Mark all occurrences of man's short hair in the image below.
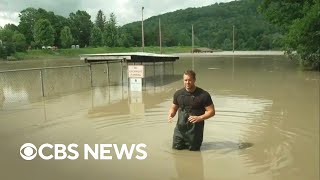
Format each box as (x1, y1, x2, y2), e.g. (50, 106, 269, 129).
(184, 70, 196, 80)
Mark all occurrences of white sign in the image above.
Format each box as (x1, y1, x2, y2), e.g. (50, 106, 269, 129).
(130, 78, 142, 92)
(128, 65, 144, 78)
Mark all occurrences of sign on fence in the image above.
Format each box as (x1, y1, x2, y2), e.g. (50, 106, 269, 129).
(128, 65, 144, 78)
(130, 78, 142, 92)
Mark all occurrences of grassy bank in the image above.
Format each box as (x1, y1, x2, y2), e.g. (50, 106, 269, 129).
(11, 46, 194, 60)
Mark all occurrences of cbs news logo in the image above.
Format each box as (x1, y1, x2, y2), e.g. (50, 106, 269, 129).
(20, 143, 147, 160)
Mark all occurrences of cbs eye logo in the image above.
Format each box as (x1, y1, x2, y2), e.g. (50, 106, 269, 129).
(20, 143, 37, 160)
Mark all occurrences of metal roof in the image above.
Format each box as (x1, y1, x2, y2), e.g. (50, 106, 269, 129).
(80, 52, 179, 63)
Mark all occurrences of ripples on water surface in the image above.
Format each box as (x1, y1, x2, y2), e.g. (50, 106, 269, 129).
(0, 56, 319, 180)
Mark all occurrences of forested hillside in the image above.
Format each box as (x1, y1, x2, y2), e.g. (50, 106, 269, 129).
(122, 0, 282, 50)
(0, 0, 281, 57)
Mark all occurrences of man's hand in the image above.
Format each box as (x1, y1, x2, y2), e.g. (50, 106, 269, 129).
(168, 112, 175, 123)
(188, 115, 203, 123)
(188, 104, 215, 123)
(168, 104, 178, 123)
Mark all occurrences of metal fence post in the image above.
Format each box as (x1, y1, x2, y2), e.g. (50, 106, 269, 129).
(40, 69, 45, 97)
(121, 60, 124, 85)
(107, 61, 110, 86)
(172, 62, 175, 75)
(89, 64, 93, 87)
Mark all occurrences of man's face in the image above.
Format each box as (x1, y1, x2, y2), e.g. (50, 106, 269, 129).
(183, 74, 196, 91)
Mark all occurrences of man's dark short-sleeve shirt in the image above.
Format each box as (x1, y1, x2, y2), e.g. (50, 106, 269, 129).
(173, 87, 213, 115)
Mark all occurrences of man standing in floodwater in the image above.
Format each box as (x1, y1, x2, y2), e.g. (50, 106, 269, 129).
(168, 70, 215, 151)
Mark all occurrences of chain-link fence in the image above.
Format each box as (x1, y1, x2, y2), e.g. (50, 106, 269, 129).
(0, 61, 176, 108)
(0, 65, 91, 106)
(0, 68, 42, 106)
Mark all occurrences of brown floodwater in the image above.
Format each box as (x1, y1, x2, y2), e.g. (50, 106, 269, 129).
(0, 55, 319, 180)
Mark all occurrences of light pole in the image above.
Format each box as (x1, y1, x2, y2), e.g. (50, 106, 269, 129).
(141, 6, 145, 52)
(159, 18, 162, 54)
(192, 24, 194, 53)
(192, 24, 194, 70)
(233, 25, 235, 53)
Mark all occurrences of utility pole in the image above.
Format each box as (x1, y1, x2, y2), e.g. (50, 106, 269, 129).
(192, 24, 195, 70)
(192, 24, 194, 53)
(141, 7, 145, 52)
(233, 25, 235, 53)
(159, 18, 162, 54)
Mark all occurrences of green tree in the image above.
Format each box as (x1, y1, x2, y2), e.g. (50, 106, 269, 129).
(33, 19, 55, 47)
(18, 8, 68, 48)
(90, 26, 103, 47)
(4, 24, 18, 32)
(53, 15, 71, 48)
(247, 37, 257, 50)
(95, 10, 106, 31)
(223, 38, 232, 50)
(0, 43, 7, 59)
(162, 25, 177, 46)
(18, 8, 38, 45)
(0, 27, 16, 55)
(270, 33, 284, 49)
(104, 13, 118, 47)
(60, 26, 74, 48)
(69, 10, 93, 47)
(119, 28, 134, 47)
(0, 27, 14, 42)
(117, 28, 131, 48)
(259, 0, 320, 70)
(12, 31, 27, 52)
(120, 25, 141, 47)
(2, 42, 16, 57)
(176, 31, 191, 46)
(259, 35, 272, 50)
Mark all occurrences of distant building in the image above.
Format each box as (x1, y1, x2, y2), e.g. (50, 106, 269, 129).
(192, 47, 214, 53)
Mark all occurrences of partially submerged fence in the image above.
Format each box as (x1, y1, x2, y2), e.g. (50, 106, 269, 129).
(0, 61, 175, 106)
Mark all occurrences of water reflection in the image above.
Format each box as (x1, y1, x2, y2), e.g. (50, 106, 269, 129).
(0, 70, 41, 108)
(0, 87, 4, 108)
(171, 152, 204, 180)
(89, 73, 181, 118)
(3, 87, 29, 103)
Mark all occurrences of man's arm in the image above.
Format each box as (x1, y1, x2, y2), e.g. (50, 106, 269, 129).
(201, 104, 215, 120)
(188, 104, 215, 123)
(168, 103, 179, 123)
